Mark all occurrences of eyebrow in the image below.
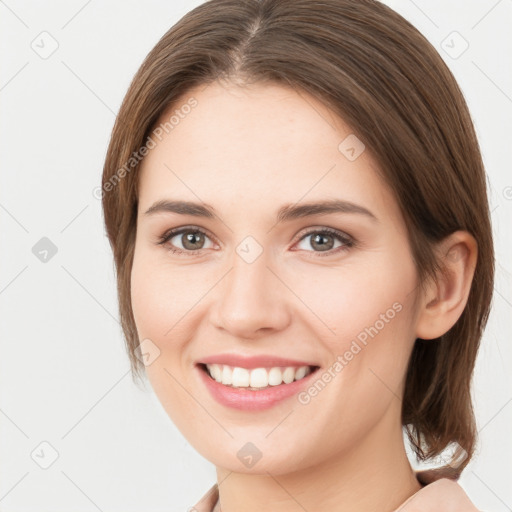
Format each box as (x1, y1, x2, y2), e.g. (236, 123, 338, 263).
(144, 199, 378, 223)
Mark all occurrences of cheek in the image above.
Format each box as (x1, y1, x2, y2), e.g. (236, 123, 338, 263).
(290, 254, 416, 345)
(130, 248, 198, 340)
(130, 251, 202, 428)
(293, 253, 418, 407)
(130, 247, 212, 400)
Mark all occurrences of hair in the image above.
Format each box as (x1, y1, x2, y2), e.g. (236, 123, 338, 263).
(101, 0, 494, 477)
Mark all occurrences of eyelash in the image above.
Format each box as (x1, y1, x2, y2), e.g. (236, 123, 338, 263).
(156, 225, 356, 258)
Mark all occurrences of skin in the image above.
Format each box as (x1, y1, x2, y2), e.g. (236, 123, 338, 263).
(131, 79, 477, 512)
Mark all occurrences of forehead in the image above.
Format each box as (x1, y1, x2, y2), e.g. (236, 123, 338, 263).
(137, 80, 395, 222)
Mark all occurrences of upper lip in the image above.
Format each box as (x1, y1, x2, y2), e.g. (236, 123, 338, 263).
(197, 353, 319, 369)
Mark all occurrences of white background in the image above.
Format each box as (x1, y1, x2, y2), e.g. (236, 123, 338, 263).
(0, 1, 510, 510)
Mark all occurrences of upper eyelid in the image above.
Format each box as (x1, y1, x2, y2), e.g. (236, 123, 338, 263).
(159, 225, 215, 244)
(160, 225, 353, 249)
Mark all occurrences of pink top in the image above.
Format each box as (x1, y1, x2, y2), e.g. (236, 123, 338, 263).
(191, 470, 480, 511)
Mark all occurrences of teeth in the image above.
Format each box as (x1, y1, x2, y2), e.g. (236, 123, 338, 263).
(232, 367, 250, 387)
(205, 364, 313, 388)
(268, 367, 283, 386)
(282, 367, 295, 384)
(294, 366, 307, 380)
(250, 368, 268, 388)
(221, 365, 232, 385)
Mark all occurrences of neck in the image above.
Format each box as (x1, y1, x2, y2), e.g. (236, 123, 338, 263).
(214, 412, 422, 512)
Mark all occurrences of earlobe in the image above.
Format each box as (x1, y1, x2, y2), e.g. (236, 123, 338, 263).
(415, 231, 478, 340)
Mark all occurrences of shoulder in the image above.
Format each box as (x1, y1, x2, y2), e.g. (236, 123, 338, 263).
(395, 471, 481, 512)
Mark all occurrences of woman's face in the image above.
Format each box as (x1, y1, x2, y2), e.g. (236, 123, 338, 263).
(131, 80, 422, 474)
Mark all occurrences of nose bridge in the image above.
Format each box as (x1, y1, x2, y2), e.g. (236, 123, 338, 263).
(229, 245, 270, 296)
(211, 239, 290, 336)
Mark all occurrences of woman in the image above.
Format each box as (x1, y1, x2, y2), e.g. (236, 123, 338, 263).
(101, 1, 494, 510)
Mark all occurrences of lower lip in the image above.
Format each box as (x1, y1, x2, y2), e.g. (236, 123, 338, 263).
(196, 364, 319, 411)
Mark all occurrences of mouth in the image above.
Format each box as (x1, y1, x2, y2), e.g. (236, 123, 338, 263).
(197, 363, 320, 390)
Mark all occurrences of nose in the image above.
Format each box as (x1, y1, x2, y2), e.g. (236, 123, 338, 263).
(210, 249, 291, 339)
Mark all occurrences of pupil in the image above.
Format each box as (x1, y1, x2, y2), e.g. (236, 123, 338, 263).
(184, 232, 203, 249)
(312, 234, 333, 251)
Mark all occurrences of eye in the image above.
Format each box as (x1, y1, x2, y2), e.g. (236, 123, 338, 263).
(157, 226, 216, 255)
(156, 226, 355, 257)
(293, 227, 355, 257)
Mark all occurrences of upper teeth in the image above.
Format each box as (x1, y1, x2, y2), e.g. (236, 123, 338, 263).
(206, 364, 313, 388)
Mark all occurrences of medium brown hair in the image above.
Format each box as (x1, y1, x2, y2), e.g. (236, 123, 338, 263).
(101, 0, 494, 475)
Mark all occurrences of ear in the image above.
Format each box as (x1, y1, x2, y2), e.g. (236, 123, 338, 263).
(415, 231, 478, 340)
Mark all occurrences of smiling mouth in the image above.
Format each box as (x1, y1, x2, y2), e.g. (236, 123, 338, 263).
(198, 363, 320, 390)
